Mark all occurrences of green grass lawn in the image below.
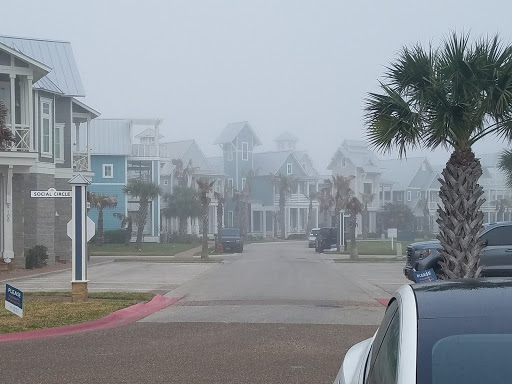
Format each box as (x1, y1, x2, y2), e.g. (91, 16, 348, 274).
(336, 240, 412, 255)
(88, 243, 199, 256)
(0, 292, 154, 334)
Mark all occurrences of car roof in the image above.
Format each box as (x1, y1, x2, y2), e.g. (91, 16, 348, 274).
(412, 278, 512, 319)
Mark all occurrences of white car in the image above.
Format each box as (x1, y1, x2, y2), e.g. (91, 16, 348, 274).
(332, 279, 512, 383)
(308, 228, 320, 248)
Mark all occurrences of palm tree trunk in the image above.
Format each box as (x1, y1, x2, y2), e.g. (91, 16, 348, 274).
(96, 207, 104, 245)
(178, 217, 187, 236)
(349, 212, 358, 260)
(135, 200, 148, 250)
(437, 149, 485, 279)
(306, 199, 313, 235)
(201, 205, 209, 258)
(362, 206, 369, 240)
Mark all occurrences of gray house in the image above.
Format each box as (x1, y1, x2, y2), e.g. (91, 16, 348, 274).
(0, 35, 99, 269)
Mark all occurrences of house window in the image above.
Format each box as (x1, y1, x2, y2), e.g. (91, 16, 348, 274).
(364, 182, 372, 195)
(163, 180, 169, 186)
(40, 98, 53, 157)
(228, 178, 233, 196)
(242, 142, 249, 161)
(341, 157, 346, 167)
(397, 192, 403, 202)
(54, 123, 65, 162)
(227, 145, 233, 161)
(103, 164, 113, 178)
(227, 211, 234, 227)
(242, 178, 247, 191)
(407, 190, 412, 201)
(287, 163, 292, 175)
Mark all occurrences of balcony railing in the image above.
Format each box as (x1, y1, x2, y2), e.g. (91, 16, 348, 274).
(132, 144, 157, 157)
(274, 193, 310, 204)
(73, 152, 89, 172)
(5, 124, 31, 152)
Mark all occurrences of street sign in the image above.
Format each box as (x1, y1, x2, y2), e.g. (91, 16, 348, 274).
(387, 228, 398, 238)
(5, 284, 23, 317)
(67, 217, 95, 242)
(30, 187, 71, 198)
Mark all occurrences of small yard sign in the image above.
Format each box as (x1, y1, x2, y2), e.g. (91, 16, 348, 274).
(413, 268, 438, 283)
(30, 187, 71, 198)
(5, 284, 23, 317)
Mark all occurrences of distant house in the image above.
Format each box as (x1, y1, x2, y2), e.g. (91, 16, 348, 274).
(0, 35, 99, 269)
(88, 119, 162, 242)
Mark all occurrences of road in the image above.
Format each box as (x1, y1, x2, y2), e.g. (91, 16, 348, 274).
(0, 241, 409, 383)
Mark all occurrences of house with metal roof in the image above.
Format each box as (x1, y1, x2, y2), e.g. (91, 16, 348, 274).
(0, 35, 99, 270)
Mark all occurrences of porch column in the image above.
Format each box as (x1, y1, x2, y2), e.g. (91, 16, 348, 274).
(262, 210, 266, 238)
(27, 76, 34, 151)
(285, 207, 289, 239)
(3, 166, 14, 260)
(75, 122, 80, 151)
(250, 206, 254, 235)
(9, 74, 16, 152)
(213, 206, 217, 234)
(86, 117, 91, 171)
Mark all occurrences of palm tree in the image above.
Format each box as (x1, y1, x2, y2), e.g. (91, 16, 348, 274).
(273, 173, 297, 239)
(0, 101, 15, 150)
(365, 32, 512, 279)
(346, 197, 363, 260)
(88, 192, 118, 245)
(197, 179, 215, 258)
(162, 186, 201, 236)
(360, 192, 376, 239)
(305, 191, 319, 235)
(214, 190, 225, 253)
(124, 180, 161, 250)
(318, 186, 334, 227)
(330, 175, 355, 249)
(113, 212, 133, 245)
(172, 158, 197, 187)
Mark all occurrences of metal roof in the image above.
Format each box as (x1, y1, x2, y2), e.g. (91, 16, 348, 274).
(253, 151, 306, 176)
(327, 140, 381, 172)
(207, 157, 225, 175)
(0, 35, 85, 96)
(89, 119, 132, 155)
(380, 157, 429, 190)
(214, 121, 262, 146)
(135, 128, 164, 139)
(159, 140, 213, 176)
(72, 98, 100, 118)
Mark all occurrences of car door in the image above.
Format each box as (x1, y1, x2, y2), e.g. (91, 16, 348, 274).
(480, 225, 512, 275)
(364, 300, 400, 384)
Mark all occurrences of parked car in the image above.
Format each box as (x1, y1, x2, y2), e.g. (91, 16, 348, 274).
(308, 228, 320, 248)
(404, 221, 512, 281)
(315, 227, 337, 252)
(216, 227, 243, 253)
(332, 279, 512, 383)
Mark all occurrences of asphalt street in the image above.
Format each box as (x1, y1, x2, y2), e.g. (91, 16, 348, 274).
(0, 241, 409, 383)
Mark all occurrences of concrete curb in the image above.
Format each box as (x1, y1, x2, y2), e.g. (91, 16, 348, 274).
(0, 294, 181, 342)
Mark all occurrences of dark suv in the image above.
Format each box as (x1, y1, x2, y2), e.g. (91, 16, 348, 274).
(404, 221, 512, 281)
(216, 228, 244, 253)
(314, 227, 337, 253)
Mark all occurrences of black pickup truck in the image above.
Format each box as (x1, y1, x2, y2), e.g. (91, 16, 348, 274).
(404, 221, 512, 281)
(216, 228, 244, 253)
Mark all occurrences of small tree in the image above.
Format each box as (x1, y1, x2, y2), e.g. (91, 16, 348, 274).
(162, 186, 201, 236)
(360, 192, 376, 239)
(123, 180, 161, 250)
(346, 197, 363, 260)
(0, 101, 15, 150)
(88, 192, 118, 245)
(273, 173, 297, 239)
(113, 212, 134, 245)
(380, 202, 415, 231)
(197, 179, 215, 258)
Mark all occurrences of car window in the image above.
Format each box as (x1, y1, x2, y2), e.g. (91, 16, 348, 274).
(366, 300, 399, 373)
(481, 226, 512, 246)
(367, 304, 400, 384)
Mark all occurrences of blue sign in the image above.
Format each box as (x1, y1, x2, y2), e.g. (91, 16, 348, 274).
(414, 268, 438, 283)
(5, 284, 23, 317)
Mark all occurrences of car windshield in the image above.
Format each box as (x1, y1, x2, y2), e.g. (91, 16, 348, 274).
(417, 318, 512, 384)
(221, 228, 240, 236)
(310, 229, 319, 236)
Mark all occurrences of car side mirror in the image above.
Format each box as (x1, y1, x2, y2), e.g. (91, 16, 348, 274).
(483, 239, 488, 247)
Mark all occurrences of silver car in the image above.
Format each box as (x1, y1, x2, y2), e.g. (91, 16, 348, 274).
(333, 279, 512, 383)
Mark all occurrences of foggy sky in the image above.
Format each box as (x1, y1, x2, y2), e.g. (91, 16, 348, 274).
(4, 1, 512, 172)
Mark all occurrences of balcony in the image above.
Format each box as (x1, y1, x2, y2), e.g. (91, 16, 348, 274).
(132, 144, 158, 157)
(274, 193, 310, 205)
(5, 124, 31, 152)
(73, 152, 89, 172)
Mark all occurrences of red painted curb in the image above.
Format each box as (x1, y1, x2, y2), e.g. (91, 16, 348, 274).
(0, 295, 181, 342)
(375, 298, 390, 306)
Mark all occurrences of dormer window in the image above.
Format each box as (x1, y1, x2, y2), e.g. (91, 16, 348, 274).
(287, 163, 292, 174)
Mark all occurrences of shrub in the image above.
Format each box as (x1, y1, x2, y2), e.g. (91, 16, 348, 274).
(287, 234, 307, 240)
(165, 232, 201, 244)
(367, 232, 379, 239)
(90, 229, 128, 244)
(25, 245, 48, 269)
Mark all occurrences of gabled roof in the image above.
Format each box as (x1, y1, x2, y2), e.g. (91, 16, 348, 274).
(159, 140, 214, 176)
(328, 140, 381, 173)
(294, 150, 319, 176)
(72, 98, 100, 118)
(0, 35, 85, 96)
(253, 150, 305, 176)
(135, 128, 164, 139)
(380, 157, 430, 190)
(214, 121, 262, 146)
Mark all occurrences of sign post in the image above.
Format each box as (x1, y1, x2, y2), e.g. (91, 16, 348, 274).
(67, 174, 90, 302)
(4, 284, 23, 317)
(388, 228, 398, 250)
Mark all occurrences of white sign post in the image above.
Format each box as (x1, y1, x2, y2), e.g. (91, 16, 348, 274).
(67, 174, 90, 303)
(388, 228, 398, 250)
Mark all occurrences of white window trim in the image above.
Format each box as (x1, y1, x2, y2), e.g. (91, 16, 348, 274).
(242, 142, 249, 161)
(228, 211, 234, 227)
(103, 164, 114, 179)
(40, 97, 53, 158)
(407, 190, 412, 202)
(54, 123, 65, 163)
(287, 163, 292, 175)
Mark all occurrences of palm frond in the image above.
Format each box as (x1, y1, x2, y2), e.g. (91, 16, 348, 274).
(498, 149, 512, 188)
